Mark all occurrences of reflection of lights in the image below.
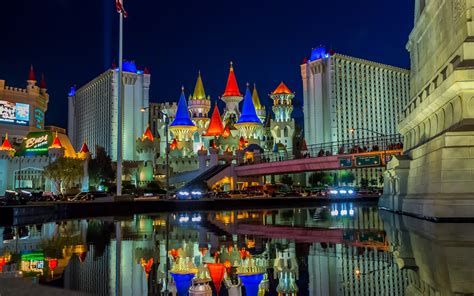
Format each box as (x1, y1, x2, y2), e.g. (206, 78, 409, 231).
(355, 269, 361, 277)
(178, 216, 190, 223)
(330, 210, 339, 216)
(349, 209, 355, 216)
(341, 209, 347, 216)
(191, 215, 202, 222)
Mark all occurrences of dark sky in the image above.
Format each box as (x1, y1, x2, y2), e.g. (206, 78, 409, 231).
(1, 0, 414, 129)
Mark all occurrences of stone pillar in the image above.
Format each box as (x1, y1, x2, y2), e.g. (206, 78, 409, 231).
(379, 155, 411, 213)
(198, 148, 208, 170)
(209, 148, 220, 167)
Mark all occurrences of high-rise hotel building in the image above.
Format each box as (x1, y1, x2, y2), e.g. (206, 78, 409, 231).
(68, 61, 150, 160)
(300, 47, 410, 146)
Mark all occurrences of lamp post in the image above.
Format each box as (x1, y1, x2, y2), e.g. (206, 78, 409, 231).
(141, 107, 170, 191)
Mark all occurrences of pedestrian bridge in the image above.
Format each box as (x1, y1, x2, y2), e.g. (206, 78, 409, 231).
(234, 149, 403, 177)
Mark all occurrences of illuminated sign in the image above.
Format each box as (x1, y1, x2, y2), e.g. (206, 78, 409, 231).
(34, 108, 44, 129)
(339, 157, 352, 168)
(0, 100, 30, 126)
(21, 251, 45, 275)
(25, 134, 49, 150)
(355, 155, 381, 167)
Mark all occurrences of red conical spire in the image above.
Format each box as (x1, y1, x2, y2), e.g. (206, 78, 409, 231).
(204, 103, 224, 136)
(222, 126, 231, 138)
(144, 67, 150, 75)
(79, 142, 89, 153)
(28, 65, 36, 81)
(238, 136, 247, 150)
(142, 125, 154, 141)
(40, 73, 46, 89)
(272, 82, 293, 95)
(222, 62, 242, 97)
(50, 132, 62, 149)
(0, 133, 14, 151)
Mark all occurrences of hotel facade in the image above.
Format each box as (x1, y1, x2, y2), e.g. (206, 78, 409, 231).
(68, 61, 150, 161)
(300, 48, 410, 146)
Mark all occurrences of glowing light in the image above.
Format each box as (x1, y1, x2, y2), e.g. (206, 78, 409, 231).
(349, 209, 355, 216)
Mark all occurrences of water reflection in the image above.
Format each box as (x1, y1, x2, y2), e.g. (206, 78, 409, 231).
(0, 204, 473, 295)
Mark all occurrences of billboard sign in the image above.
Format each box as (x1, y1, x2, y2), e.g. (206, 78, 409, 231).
(0, 100, 30, 126)
(355, 155, 381, 167)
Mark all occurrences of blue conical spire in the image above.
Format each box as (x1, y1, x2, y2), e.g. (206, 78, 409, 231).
(236, 84, 262, 124)
(170, 87, 195, 127)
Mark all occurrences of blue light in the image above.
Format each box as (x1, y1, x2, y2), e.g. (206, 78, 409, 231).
(310, 47, 327, 61)
(136, 70, 144, 75)
(238, 273, 264, 296)
(68, 86, 76, 96)
(171, 272, 195, 296)
(122, 60, 137, 73)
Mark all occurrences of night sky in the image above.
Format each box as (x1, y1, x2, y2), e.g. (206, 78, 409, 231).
(1, 0, 414, 129)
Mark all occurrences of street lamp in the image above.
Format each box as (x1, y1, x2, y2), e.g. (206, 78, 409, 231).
(141, 107, 170, 191)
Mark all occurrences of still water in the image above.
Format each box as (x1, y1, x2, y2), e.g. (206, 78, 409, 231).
(1, 203, 473, 295)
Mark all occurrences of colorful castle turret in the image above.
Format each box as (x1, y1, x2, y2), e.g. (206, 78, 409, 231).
(136, 125, 159, 183)
(48, 132, 65, 159)
(170, 87, 197, 155)
(252, 84, 266, 124)
(270, 82, 295, 151)
(221, 62, 243, 123)
(235, 84, 262, 141)
(0, 133, 15, 158)
(189, 72, 211, 151)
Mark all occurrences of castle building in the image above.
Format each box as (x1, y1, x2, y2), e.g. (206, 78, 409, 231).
(270, 82, 296, 152)
(252, 84, 266, 124)
(221, 62, 243, 124)
(0, 66, 49, 144)
(0, 127, 88, 194)
(68, 61, 150, 160)
(300, 47, 410, 146)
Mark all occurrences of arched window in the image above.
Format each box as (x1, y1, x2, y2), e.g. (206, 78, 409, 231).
(284, 126, 289, 137)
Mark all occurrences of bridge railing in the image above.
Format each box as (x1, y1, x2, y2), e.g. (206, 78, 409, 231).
(238, 134, 403, 165)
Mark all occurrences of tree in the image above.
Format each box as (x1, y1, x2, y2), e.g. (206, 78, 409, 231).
(44, 157, 84, 194)
(340, 171, 355, 185)
(321, 175, 335, 186)
(280, 175, 293, 186)
(89, 146, 115, 186)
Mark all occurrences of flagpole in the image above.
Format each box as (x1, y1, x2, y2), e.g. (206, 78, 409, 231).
(116, 11, 123, 197)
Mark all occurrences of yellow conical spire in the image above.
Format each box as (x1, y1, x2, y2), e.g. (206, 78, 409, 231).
(252, 83, 263, 111)
(191, 71, 207, 100)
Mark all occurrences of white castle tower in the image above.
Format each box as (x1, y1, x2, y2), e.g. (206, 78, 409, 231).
(270, 82, 296, 152)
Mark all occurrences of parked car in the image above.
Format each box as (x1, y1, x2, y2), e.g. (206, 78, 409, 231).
(0, 190, 27, 206)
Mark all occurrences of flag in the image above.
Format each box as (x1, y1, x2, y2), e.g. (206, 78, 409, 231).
(115, 0, 128, 18)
